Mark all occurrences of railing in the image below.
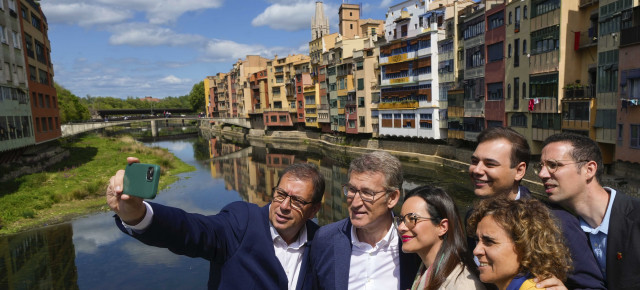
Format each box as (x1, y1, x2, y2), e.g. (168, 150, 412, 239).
(377, 101, 419, 109)
(579, 0, 598, 8)
(563, 86, 595, 99)
(576, 29, 598, 49)
(621, 25, 640, 47)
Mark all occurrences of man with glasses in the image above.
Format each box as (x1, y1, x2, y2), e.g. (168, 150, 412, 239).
(468, 127, 605, 289)
(310, 151, 420, 289)
(538, 133, 640, 290)
(106, 158, 324, 289)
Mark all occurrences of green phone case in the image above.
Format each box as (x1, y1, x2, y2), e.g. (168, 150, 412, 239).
(123, 163, 161, 199)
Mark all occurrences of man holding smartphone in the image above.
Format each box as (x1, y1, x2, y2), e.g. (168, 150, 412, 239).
(107, 157, 325, 289)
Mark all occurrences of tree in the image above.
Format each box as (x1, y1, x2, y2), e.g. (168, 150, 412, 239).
(55, 83, 90, 123)
(188, 81, 205, 112)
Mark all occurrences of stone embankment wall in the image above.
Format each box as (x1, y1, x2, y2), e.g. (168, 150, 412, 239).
(201, 123, 640, 197)
(0, 145, 70, 182)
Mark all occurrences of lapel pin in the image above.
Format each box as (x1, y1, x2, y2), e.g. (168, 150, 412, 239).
(617, 252, 622, 260)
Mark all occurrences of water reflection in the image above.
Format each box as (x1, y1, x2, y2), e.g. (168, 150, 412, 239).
(0, 135, 474, 289)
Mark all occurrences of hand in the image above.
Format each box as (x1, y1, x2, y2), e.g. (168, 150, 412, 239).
(533, 275, 567, 290)
(106, 157, 146, 225)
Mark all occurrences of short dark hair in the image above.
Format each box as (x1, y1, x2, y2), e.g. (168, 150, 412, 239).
(348, 151, 403, 192)
(405, 185, 477, 290)
(477, 126, 530, 168)
(542, 132, 604, 183)
(278, 163, 325, 203)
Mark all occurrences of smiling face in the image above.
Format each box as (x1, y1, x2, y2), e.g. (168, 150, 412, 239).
(347, 171, 399, 235)
(538, 141, 588, 207)
(268, 174, 320, 244)
(469, 138, 526, 199)
(397, 196, 446, 264)
(473, 215, 520, 290)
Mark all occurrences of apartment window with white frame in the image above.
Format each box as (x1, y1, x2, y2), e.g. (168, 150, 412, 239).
(0, 0, 4, 10)
(0, 25, 6, 44)
(8, 0, 16, 11)
(12, 31, 20, 49)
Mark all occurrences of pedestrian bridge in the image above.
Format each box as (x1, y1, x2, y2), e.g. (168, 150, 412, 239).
(61, 117, 251, 137)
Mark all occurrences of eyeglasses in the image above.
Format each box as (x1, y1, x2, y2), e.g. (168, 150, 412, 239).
(272, 187, 313, 211)
(342, 184, 388, 202)
(533, 159, 590, 174)
(393, 213, 439, 230)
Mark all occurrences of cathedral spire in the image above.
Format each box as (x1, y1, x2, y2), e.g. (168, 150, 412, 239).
(311, 1, 330, 40)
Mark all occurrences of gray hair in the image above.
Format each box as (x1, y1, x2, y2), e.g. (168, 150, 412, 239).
(348, 151, 403, 191)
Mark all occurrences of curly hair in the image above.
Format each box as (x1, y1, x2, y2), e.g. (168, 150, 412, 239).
(467, 197, 572, 282)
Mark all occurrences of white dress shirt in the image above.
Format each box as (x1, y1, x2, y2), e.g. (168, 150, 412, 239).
(270, 221, 307, 290)
(348, 222, 400, 290)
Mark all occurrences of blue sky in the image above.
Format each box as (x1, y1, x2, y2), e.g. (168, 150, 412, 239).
(44, 0, 397, 99)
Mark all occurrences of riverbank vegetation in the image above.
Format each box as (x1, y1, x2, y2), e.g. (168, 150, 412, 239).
(0, 133, 195, 235)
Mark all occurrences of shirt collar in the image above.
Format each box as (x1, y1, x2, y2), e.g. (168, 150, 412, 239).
(350, 213, 396, 249)
(268, 205, 308, 249)
(514, 187, 521, 200)
(580, 187, 617, 235)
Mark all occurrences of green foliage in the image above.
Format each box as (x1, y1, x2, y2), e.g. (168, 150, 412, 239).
(56, 83, 91, 123)
(188, 81, 206, 112)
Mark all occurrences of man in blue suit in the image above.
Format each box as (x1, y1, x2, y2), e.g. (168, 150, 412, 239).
(107, 158, 325, 289)
(539, 133, 640, 290)
(310, 151, 420, 290)
(468, 127, 605, 289)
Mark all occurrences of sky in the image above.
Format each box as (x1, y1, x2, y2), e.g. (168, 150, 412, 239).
(44, 0, 399, 99)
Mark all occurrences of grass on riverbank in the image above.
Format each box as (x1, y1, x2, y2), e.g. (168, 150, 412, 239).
(0, 133, 195, 235)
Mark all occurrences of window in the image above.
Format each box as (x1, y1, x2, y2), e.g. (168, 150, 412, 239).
(357, 78, 364, 90)
(509, 12, 512, 24)
(522, 82, 527, 99)
(523, 40, 527, 54)
(359, 116, 365, 127)
(21, 7, 28, 20)
(532, 113, 561, 129)
(598, 50, 619, 93)
(514, 39, 520, 67)
(270, 116, 277, 122)
(11, 31, 20, 49)
(419, 114, 432, 129)
(531, 0, 560, 18)
(563, 102, 590, 121)
(524, 5, 528, 19)
(45, 95, 51, 108)
(466, 46, 485, 68)
(8, 0, 15, 11)
(488, 11, 504, 30)
(0, 25, 6, 44)
(35, 40, 46, 64)
(631, 125, 640, 148)
(39, 69, 49, 85)
(531, 25, 559, 55)
(38, 93, 44, 107)
(487, 42, 504, 62)
(514, 78, 520, 100)
(530, 73, 559, 98)
(274, 101, 282, 108)
(594, 109, 616, 129)
(511, 114, 527, 127)
(463, 18, 485, 40)
(487, 82, 503, 100)
(508, 44, 512, 58)
(279, 115, 287, 123)
(31, 13, 41, 30)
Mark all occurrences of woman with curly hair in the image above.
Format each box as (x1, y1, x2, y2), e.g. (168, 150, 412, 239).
(467, 197, 572, 290)
(395, 185, 485, 290)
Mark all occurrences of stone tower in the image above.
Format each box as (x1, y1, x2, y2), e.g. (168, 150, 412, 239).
(311, 1, 330, 40)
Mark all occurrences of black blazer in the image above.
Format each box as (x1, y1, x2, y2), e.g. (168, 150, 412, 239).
(605, 191, 640, 290)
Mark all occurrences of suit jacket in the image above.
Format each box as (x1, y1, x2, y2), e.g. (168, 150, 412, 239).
(115, 201, 319, 290)
(605, 191, 640, 290)
(309, 217, 420, 290)
(466, 186, 606, 290)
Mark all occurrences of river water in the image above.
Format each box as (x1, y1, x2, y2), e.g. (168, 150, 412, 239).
(0, 135, 475, 289)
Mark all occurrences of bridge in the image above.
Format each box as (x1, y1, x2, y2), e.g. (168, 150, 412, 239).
(96, 108, 193, 118)
(61, 117, 251, 138)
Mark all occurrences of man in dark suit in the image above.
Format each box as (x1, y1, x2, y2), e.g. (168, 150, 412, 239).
(310, 151, 420, 290)
(107, 158, 325, 289)
(469, 127, 605, 289)
(538, 133, 640, 290)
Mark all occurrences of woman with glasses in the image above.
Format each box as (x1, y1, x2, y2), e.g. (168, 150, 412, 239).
(395, 185, 484, 290)
(467, 197, 571, 290)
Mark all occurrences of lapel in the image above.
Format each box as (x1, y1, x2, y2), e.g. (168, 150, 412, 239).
(261, 203, 288, 282)
(605, 193, 633, 283)
(296, 219, 319, 290)
(335, 219, 353, 290)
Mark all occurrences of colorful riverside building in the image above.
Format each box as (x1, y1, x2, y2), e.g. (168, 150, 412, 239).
(1, 0, 34, 152)
(617, 4, 640, 175)
(264, 54, 310, 129)
(19, 0, 60, 143)
(379, 0, 472, 139)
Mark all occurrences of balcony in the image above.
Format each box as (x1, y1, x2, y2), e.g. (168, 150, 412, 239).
(575, 29, 598, 49)
(621, 25, 640, 47)
(378, 101, 419, 109)
(579, 0, 598, 8)
(563, 85, 595, 99)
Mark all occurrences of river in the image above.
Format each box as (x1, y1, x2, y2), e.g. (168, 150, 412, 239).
(0, 134, 475, 289)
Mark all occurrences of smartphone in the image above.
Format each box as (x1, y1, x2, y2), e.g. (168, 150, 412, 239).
(123, 163, 161, 199)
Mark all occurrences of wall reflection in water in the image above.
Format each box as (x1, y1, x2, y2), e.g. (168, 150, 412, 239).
(204, 136, 474, 226)
(0, 224, 78, 290)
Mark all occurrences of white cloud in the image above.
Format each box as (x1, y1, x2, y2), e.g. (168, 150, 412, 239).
(160, 75, 191, 85)
(43, 0, 224, 26)
(251, 2, 316, 31)
(42, 2, 133, 26)
(203, 39, 269, 62)
(108, 23, 205, 46)
(379, 0, 394, 9)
